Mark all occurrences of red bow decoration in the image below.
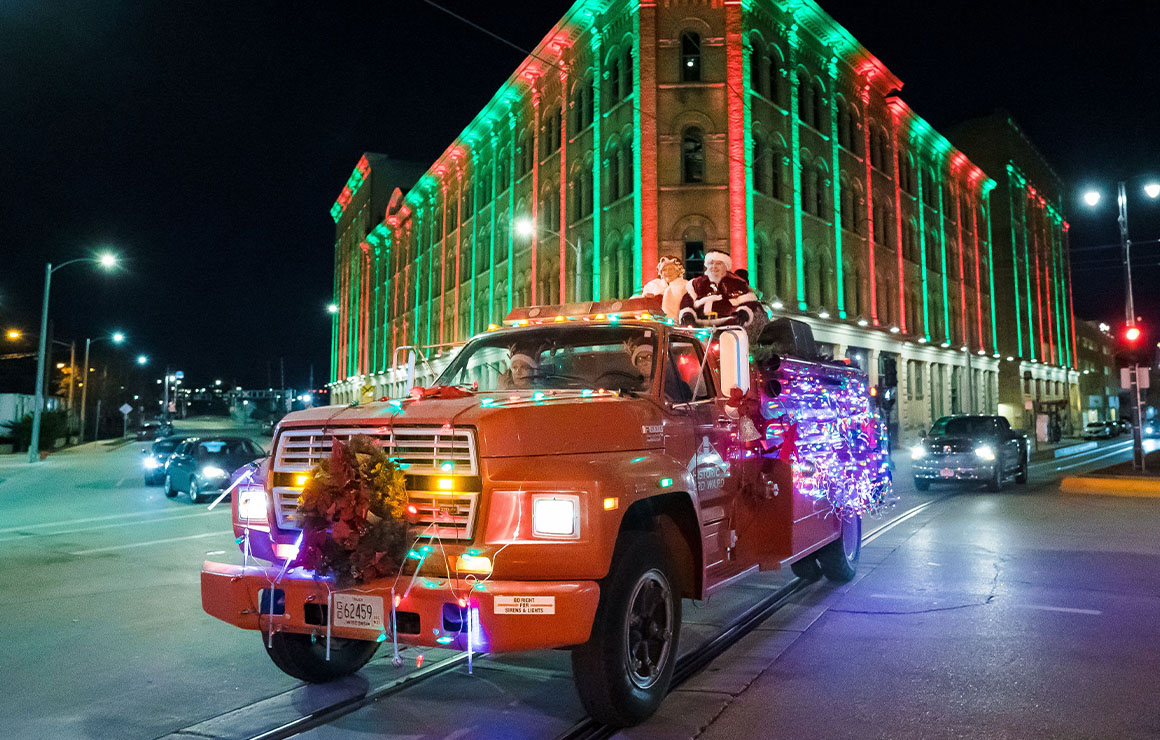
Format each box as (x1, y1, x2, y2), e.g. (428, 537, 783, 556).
(726, 386, 761, 419)
(409, 385, 475, 401)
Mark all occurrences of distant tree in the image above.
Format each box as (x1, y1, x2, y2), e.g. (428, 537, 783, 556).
(1, 410, 69, 451)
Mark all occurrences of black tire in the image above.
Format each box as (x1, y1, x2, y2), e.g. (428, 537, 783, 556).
(1015, 457, 1028, 485)
(163, 474, 177, 498)
(914, 477, 930, 491)
(263, 631, 379, 683)
(790, 556, 822, 580)
(188, 478, 201, 504)
(986, 463, 1002, 492)
(817, 516, 861, 583)
(571, 532, 681, 727)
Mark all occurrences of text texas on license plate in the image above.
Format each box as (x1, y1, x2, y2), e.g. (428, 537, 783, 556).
(332, 593, 384, 630)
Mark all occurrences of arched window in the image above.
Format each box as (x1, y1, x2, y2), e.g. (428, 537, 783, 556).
(606, 53, 621, 105)
(814, 164, 827, 219)
(836, 100, 849, 149)
(622, 137, 634, 195)
(776, 239, 792, 300)
(682, 127, 705, 184)
(797, 73, 812, 127)
(621, 47, 633, 99)
(769, 53, 783, 104)
(770, 144, 784, 200)
(839, 178, 853, 231)
(749, 36, 763, 92)
(607, 145, 621, 202)
(804, 166, 818, 216)
(681, 32, 701, 82)
(753, 135, 768, 195)
(813, 83, 826, 134)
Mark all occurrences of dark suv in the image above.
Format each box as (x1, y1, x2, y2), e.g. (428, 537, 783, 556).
(911, 415, 1030, 492)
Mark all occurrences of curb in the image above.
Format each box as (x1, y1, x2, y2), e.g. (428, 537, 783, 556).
(1059, 476, 1160, 498)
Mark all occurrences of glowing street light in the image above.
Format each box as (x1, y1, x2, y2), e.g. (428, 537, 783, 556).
(1146, 182, 1160, 200)
(327, 303, 339, 314)
(513, 217, 584, 301)
(5, 329, 21, 340)
(29, 252, 120, 462)
(1082, 190, 1101, 207)
(137, 355, 148, 365)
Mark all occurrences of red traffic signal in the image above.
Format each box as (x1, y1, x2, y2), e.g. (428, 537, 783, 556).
(1124, 325, 1142, 343)
(1117, 322, 1153, 366)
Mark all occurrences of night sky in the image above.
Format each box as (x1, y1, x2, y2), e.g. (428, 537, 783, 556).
(2, 1, 1157, 394)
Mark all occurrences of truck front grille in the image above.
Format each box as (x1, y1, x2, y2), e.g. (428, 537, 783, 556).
(271, 426, 479, 538)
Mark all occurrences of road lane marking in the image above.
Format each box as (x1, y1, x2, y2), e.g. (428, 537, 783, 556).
(69, 531, 223, 555)
(863, 499, 941, 546)
(1019, 605, 1102, 616)
(0, 507, 227, 534)
(1053, 446, 1135, 472)
(0, 510, 224, 543)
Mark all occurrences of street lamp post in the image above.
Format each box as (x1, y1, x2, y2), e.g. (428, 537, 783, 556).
(514, 219, 584, 302)
(79, 331, 126, 442)
(1084, 178, 1159, 471)
(29, 252, 118, 462)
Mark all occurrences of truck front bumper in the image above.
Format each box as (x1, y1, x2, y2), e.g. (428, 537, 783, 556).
(201, 560, 600, 653)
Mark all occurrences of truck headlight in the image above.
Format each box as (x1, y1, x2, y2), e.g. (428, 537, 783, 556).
(143, 457, 161, 470)
(237, 487, 267, 522)
(910, 445, 928, 460)
(532, 495, 579, 538)
(201, 465, 228, 479)
(974, 445, 996, 461)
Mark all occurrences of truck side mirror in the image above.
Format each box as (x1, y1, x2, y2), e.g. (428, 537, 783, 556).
(718, 328, 750, 397)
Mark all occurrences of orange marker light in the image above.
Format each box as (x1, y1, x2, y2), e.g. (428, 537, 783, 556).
(603, 497, 619, 510)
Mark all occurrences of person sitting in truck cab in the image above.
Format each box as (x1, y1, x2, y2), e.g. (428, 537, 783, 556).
(629, 342, 654, 381)
(505, 348, 540, 389)
(677, 249, 763, 328)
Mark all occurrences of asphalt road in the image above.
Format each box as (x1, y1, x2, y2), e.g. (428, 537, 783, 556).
(0, 427, 1150, 739)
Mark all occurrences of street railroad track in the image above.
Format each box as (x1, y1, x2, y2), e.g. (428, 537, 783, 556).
(170, 498, 944, 740)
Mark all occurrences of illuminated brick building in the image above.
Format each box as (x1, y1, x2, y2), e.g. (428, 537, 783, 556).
(329, 0, 1077, 441)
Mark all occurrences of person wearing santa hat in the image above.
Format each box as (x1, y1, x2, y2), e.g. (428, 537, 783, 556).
(677, 249, 762, 327)
(638, 255, 688, 319)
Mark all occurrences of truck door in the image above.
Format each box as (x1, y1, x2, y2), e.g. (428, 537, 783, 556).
(662, 335, 746, 584)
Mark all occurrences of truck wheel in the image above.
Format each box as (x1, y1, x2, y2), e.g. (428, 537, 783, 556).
(189, 479, 201, 504)
(571, 532, 680, 727)
(163, 474, 177, 498)
(1015, 458, 1028, 485)
(817, 515, 860, 583)
(790, 557, 822, 580)
(987, 464, 1003, 492)
(914, 477, 929, 491)
(263, 632, 379, 683)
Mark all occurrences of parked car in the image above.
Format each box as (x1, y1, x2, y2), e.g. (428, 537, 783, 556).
(1116, 419, 1133, 435)
(912, 415, 1030, 492)
(142, 435, 188, 485)
(1083, 421, 1116, 440)
(163, 437, 266, 503)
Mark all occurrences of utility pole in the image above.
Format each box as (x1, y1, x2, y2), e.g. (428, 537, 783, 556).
(1118, 180, 1145, 471)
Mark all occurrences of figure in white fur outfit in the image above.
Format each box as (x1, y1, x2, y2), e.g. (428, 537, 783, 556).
(677, 249, 762, 327)
(639, 255, 688, 320)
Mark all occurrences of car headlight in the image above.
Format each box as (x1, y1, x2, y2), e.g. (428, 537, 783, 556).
(532, 495, 579, 538)
(237, 487, 267, 522)
(974, 445, 996, 461)
(143, 457, 161, 470)
(201, 465, 228, 479)
(910, 445, 928, 460)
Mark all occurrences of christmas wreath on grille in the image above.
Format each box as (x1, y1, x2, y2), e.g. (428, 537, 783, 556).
(293, 435, 412, 587)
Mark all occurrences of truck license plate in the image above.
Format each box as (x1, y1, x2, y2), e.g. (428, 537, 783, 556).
(940, 468, 954, 478)
(332, 594, 384, 631)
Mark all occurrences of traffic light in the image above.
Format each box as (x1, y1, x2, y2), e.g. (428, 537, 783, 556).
(1116, 322, 1154, 366)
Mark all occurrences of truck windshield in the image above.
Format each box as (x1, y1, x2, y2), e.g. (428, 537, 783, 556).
(930, 417, 996, 436)
(436, 325, 658, 393)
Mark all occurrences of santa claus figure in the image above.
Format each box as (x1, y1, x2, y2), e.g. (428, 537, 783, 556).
(678, 249, 762, 327)
(639, 255, 688, 320)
